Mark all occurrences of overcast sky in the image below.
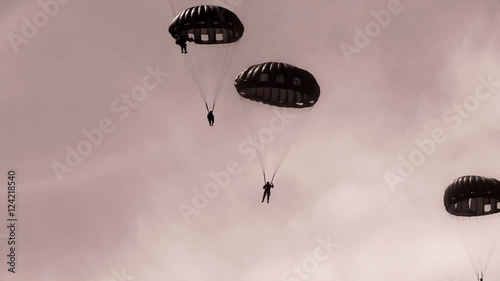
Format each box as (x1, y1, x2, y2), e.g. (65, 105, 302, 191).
(1, 0, 500, 280)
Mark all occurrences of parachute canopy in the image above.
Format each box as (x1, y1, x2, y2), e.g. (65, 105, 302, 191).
(168, 5, 244, 114)
(234, 62, 320, 183)
(169, 5, 244, 44)
(234, 62, 320, 108)
(444, 175, 500, 217)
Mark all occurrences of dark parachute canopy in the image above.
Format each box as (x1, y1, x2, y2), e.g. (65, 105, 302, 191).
(234, 62, 320, 108)
(234, 62, 320, 183)
(444, 175, 500, 217)
(443, 175, 500, 281)
(169, 5, 244, 44)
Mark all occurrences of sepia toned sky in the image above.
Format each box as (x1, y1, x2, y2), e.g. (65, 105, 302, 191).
(1, 0, 500, 280)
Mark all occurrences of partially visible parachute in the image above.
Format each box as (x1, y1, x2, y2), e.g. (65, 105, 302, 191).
(444, 175, 500, 281)
(234, 62, 320, 183)
(169, 5, 244, 116)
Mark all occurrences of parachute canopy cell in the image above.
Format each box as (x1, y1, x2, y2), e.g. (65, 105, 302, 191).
(234, 62, 320, 108)
(444, 175, 500, 217)
(169, 5, 244, 44)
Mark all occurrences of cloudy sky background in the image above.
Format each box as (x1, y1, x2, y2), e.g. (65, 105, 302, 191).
(1, 0, 500, 280)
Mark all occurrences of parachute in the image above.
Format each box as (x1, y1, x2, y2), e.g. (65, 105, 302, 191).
(443, 175, 500, 281)
(234, 62, 320, 184)
(169, 5, 244, 117)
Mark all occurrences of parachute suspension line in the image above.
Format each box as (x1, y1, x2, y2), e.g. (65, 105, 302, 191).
(268, 127, 293, 182)
(193, 43, 207, 103)
(211, 45, 221, 105)
(184, 46, 203, 93)
(254, 104, 269, 181)
(184, 43, 209, 109)
(185, 43, 233, 113)
(209, 42, 238, 113)
(201, 44, 215, 109)
(205, 102, 209, 113)
(480, 216, 499, 278)
(269, 107, 312, 182)
(240, 97, 268, 183)
(270, 113, 290, 183)
(269, 130, 297, 183)
(179, 27, 239, 114)
(270, 172, 277, 184)
(212, 42, 219, 109)
(477, 214, 498, 275)
(452, 213, 500, 281)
